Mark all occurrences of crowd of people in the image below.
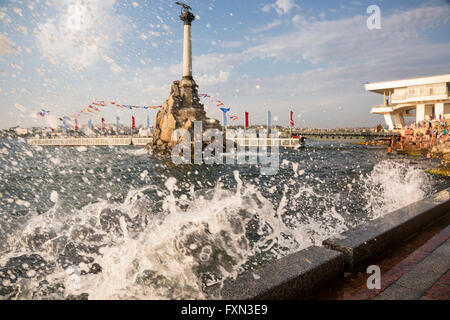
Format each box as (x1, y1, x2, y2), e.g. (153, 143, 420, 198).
(394, 118, 449, 151)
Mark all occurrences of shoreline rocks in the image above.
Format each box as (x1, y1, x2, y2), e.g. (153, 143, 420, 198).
(427, 141, 450, 176)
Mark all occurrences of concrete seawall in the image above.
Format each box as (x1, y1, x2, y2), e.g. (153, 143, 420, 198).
(323, 188, 450, 271)
(206, 246, 344, 300)
(207, 187, 450, 300)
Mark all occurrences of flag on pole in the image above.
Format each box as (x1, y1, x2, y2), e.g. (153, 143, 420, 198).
(220, 107, 230, 127)
(132, 116, 136, 130)
(245, 112, 249, 128)
(290, 111, 294, 128)
(267, 110, 272, 129)
(101, 118, 105, 131)
(116, 116, 120, 132)
(75, 119, 79, 131)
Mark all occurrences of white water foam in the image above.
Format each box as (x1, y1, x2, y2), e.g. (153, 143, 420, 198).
(363, 160, 430, 219)
(0, 160, 433, 300)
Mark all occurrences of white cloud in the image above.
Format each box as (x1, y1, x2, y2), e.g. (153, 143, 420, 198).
(0, 7, 11, 24)
(220, 41, 243, 49)
(262, 4, 272, 13)
(148, 30, 161, 37)
(0, 33, 15, 56)
(275, 0, 296, 15)
(187, 5, 450, 126)
(247, 5, 450, 65)
(110, 62, 123, 74)
(197, 70, 231, 86)
(14, 103, 26, 113)
(16, 25, 28, 35)
(12, 7, 23, 17)
(144, 84, 169, 95)
(35, 0, 126, 70)
(292, 14, 308, 26)
(126, 4, 450, 110)
(252, 20, 282, 33)
(4, 3, 449, 129)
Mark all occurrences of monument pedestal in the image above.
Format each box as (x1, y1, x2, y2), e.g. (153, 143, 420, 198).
(151, 79, 222, 154)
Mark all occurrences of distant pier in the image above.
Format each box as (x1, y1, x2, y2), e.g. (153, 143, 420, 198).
(28, 137, 152, 147)
(291, 129, 396, 142)
(28, 136, 301, 148)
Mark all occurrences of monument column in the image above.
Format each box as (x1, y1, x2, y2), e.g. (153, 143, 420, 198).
(150, 3, 222, 154)
(180, 9, 195, 79)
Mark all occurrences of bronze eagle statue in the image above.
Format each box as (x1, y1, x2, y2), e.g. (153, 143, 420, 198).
(175, 2, 192, 11)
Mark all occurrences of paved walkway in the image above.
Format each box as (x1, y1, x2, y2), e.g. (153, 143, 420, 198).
(348, 225, 450, 300)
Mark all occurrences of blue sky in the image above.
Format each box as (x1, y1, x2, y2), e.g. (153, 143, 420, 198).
(0, 0, 449, 129)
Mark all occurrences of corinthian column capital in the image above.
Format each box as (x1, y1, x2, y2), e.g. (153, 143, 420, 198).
(180, 10, 195, 25)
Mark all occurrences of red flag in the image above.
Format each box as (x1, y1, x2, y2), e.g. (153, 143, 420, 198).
(75, 119, 79, 131)
(290, 111, 294, 128)
(101, 118, 105, 131)
(132, 116, 136, 130)
(245, 112, 249, 128)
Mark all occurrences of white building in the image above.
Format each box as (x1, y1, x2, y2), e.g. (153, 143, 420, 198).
(365, 74, 450, 130)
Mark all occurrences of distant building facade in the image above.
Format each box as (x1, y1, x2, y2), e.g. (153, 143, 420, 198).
(365, 74, 450, 130)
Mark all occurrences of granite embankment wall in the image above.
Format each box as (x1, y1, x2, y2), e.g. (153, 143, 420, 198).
(207, 188, 450, 299)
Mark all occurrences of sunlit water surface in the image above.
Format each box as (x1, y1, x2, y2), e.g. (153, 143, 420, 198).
(0, 137, 448, 299)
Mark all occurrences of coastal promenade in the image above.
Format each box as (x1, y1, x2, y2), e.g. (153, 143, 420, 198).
(349, 225, 449, 300)
(27, 136, 302, 148)
(28, 137, 152, 146)
(317, 213, 450, 300)
(208, 188, 450, 300)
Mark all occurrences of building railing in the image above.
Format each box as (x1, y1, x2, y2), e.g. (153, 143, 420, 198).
(28, 137, 300, 148)
(391, 83, 448, 102)
(28, 137, 152, 146)
(227, 137, 300, 148)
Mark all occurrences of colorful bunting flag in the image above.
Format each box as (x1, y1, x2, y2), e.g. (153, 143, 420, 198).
(38, 109, 50, 117)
